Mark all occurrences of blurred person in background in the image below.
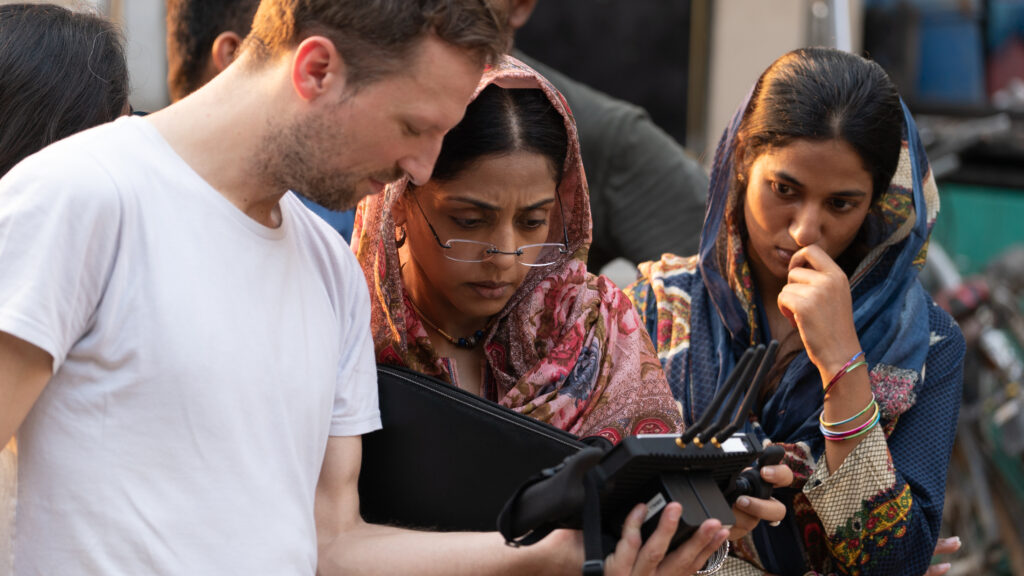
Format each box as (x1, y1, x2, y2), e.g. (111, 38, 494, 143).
(504, 0, 710, 272)
(165, 0, 257, 103)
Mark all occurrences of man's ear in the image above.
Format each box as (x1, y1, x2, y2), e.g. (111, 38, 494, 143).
(210, 31, 244, 72)
(291, 36, 345, 102)
(507, 0, 539, 31)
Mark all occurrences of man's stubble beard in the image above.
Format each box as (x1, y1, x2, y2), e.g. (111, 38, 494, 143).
(254, 111, 376, 212)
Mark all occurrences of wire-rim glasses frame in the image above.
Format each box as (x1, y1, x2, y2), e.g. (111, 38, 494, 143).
(408, 190, 570, 267)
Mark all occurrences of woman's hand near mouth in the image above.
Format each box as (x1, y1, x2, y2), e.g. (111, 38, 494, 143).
(777, 244, 862, 377)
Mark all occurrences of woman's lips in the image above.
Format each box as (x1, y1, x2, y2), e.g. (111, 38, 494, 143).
(469, 282, 511, 299)
(776, 247, 796, 266)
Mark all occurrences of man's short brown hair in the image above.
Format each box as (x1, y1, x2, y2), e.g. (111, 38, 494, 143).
(244, 0, 509, 88)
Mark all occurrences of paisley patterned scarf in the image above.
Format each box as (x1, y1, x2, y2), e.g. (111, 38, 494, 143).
(628, 89, 958, 574)
(351, 56, 680, 442)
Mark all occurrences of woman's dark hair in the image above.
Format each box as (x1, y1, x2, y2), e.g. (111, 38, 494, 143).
(0, 4, 130, 176)
(732, 48, 904, 407)
(430, 84, 568, 184)
(735, 47, 903, 204)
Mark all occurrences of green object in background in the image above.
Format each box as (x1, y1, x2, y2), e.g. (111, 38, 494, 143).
(932, 182, 1024, 275)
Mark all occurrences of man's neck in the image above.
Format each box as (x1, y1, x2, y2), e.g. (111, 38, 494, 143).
(146, 62, 288, 227)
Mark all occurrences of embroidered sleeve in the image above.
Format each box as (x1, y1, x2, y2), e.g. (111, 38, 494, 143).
(799, 304, 964, 575)
(803, 426, 897, 535)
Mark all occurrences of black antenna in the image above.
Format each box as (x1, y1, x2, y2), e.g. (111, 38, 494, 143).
(677, 345, 762, 447)
(696, 345, 766, 446)
(700, 344, 769, 445)
(710, 340, 780, 446)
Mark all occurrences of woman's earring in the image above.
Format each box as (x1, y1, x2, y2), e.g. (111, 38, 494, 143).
(395, 225, 407, 248)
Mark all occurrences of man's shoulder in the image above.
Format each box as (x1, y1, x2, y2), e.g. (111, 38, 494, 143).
(45, 115, 146, 153)
(0, 117, 179, 231)
(7, 117, 154, 186)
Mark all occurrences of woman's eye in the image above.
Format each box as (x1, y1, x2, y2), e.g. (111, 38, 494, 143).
(521, 218, 548, 230)
(770, 180, 794, 197)
(829, 198, 856, 211)
(402, 123, 421, 137)
(451, 217, 484, 229)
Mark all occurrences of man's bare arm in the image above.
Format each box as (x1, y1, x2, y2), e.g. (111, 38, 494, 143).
(0, 331, 52, 445)
(315, 435, 560, 576)
(315, 435, 728, 576)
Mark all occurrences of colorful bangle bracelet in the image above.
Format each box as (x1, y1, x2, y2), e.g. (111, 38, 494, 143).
(826, 350, 864, 389)
(820, 400, 878, 436)
(822, 410, 881, 442)
(820, 394, 877, 428)
(820, 404, 881, 441)
(823, 359, 869, 396)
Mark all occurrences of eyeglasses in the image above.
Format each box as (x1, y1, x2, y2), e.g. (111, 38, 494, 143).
(409, 192, 570, 267)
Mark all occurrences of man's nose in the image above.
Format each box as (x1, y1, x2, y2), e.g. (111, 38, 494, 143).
(398, 136, 444, 186)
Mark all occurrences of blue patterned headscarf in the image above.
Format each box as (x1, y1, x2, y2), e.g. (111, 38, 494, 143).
(691, 96, 940, 446)
(628, 78, 952, 573)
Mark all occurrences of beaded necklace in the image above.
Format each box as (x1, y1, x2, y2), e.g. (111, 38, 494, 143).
(406, 295, 486, 349)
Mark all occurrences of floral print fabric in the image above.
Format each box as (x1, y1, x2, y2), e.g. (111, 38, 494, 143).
(351, 56, 681, 441)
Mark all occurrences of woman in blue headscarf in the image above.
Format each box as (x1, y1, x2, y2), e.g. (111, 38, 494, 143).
(626, 48, 964, 575)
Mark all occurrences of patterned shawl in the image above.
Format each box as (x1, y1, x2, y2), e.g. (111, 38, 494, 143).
(628, 92, 960, 575)
(351, 56, 681, 442)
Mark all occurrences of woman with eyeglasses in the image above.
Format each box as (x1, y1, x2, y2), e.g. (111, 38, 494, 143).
(352, 56, 685, 440)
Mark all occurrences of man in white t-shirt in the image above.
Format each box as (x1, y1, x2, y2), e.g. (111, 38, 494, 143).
(0, 1, 506, 573)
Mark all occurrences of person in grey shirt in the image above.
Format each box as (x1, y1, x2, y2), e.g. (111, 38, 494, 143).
(505, 0, 709, 271)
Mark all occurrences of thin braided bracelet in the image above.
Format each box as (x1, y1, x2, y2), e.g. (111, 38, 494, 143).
(824, 359, 869, 396)
(821, 404, 881, 441)
(820, 394, 877, 428)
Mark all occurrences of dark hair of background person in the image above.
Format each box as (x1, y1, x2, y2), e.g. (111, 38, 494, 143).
(430, 85, 568, 185)
(728, 47, 904, 404)
(166, 0, 259, 102)
(244, 0, 510, 90)
(0, 3, 129, 177)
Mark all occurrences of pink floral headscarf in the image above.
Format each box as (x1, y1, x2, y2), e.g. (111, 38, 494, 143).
(351, 56, 681, 442)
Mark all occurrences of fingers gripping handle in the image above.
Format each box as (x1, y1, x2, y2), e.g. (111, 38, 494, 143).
(732, 445, 786, 501)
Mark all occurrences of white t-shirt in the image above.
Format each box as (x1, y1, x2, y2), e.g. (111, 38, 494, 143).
(0, 116, 381, 575)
